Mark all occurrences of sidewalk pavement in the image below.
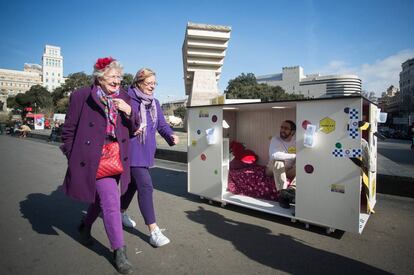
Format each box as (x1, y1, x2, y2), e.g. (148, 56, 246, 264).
(25, 129, 414, 197)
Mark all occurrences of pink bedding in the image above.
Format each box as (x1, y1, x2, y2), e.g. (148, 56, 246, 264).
(227, 165, 279, 201)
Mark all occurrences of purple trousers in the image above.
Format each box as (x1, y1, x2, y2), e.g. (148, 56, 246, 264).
(120, 167, 156, 225)
(84, 176, 124, 250)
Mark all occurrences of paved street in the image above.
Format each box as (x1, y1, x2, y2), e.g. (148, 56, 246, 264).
(377, 139, 414, 178)
(1, 135, 414, 274)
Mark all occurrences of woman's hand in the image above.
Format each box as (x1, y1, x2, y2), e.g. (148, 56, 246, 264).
(113, 98, 131, 116)
(133, 128, 142, 136)
(171, 134, 179, 145)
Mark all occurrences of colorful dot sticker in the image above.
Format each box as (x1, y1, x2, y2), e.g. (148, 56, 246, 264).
(214, 169, 218, 175)
(304, 164, 314, 174)
(201, 154, 206, 161)
(302, 120, 311, 130)
(335, 142, 342, 149)
(197, 130, 201, 135)
(212, 115, 218, 123)
(192, 140, 197, 146)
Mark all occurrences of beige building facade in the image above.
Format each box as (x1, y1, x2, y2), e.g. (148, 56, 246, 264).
(0, 67, 42, 111)
(0, 44, 65, 111)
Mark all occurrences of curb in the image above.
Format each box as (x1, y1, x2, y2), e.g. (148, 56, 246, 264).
(377, 174, 414, 198)
(155, 148, 187, 163)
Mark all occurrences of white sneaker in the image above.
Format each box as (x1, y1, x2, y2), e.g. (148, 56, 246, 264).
(121, 213, 136, 228)
(149, 226, 170, 247)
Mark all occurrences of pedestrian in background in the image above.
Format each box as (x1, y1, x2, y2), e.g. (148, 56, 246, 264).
(60, 57, 137, 274)
(48, 122, 60, 142)
(120, 68, 179, 247)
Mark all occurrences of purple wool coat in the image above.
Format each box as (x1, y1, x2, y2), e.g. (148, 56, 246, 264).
(60, 85, 138, 203)
(128, 87, 175, 167)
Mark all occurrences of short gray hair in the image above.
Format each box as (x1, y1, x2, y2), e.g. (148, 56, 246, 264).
(92, 60, 123, 81)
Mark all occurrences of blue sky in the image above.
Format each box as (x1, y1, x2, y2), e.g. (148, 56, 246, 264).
(1, 0, 413, 101)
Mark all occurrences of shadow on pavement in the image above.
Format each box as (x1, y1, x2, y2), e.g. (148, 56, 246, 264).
(150, 167, 197, 201)
(150, 167, 344, 237)
(186, 206, 390, 275)
(19, 186, 113, 265)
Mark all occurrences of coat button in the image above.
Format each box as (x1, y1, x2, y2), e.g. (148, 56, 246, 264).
(89, 122, 95, 127)
(80, 161, 86, 167)
(85, 141, 91, 145)
(122, 138, 126, 143)
(123, 157, 128, 161)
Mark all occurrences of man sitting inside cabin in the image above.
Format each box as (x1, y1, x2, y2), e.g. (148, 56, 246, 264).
(266, 120, 296, 208)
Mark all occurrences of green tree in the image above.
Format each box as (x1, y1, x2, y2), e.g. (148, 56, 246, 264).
(12, 85, 53, 112)
(225, 73, 257, 94)
(25, 85, 53, 110)
(50, 72, 93, 113)
(14, 92, 32, 108)
(173, 106, 186, 119)
(55, 97, 69, 113)
(51, 87, 65, 105)
(61, 72, 93, 93)
(6, 96, 19, 110)
(122, 73, 134, 88)
(225, 73, 303, 102)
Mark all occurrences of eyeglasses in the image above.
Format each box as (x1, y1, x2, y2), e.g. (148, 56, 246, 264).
(142, 81, 158, 87)
(104, 75, 123, 81)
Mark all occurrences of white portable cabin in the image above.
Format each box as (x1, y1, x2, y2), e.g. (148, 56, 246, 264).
(187, 95, 380, 233)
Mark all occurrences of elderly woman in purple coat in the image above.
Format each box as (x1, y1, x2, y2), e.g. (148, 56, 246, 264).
(60, 57, 136, 274)
(120, 68, 179, 247)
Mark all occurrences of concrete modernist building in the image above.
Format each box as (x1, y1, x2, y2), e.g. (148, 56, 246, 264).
(182, 22, 231, 106)
(42, 45, 64, 91)
(257, 66, 362, 98)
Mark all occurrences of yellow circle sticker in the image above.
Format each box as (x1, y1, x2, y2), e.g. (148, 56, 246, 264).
(288, 146, 296, 154)
(319, 117, 336, 134)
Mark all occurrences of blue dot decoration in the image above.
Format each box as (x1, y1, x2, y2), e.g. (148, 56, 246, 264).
(197, 129, 201, 135)
(344, 107, 350, 114)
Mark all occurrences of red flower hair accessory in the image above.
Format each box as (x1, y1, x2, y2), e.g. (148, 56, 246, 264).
(94, 57, 115, 71)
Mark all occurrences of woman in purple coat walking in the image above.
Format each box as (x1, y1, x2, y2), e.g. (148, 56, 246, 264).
(60, 57, 136, 274)
(120, 68, 179, 247)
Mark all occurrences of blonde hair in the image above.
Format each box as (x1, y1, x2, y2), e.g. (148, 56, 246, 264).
(133, 68, 156, 86)
(92, 60, 123, 81)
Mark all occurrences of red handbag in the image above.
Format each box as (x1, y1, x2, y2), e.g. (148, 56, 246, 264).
(96, 142, 124, 179)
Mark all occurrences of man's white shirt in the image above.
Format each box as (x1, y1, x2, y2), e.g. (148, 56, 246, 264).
(269, 136, 296, 168)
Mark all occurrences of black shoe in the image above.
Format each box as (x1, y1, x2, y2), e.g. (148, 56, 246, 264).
(279, 196, 291, 209)
(78, 221, 93, 246)
(281, 188, 296, 203)
(114, 246, 133, 274)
